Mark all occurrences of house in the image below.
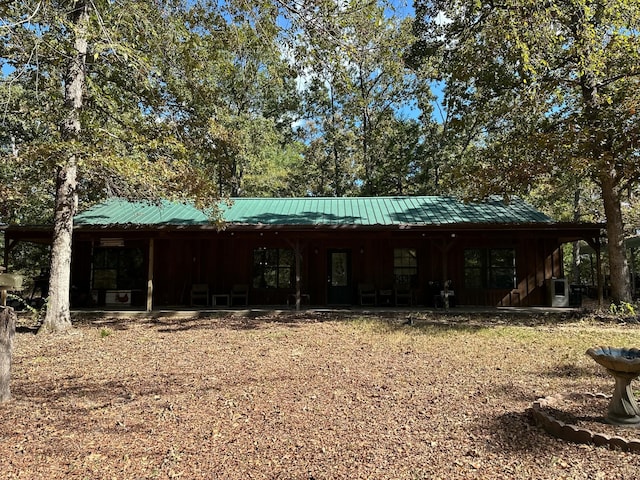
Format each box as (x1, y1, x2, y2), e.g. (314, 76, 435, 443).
(3, 196, 603, 310)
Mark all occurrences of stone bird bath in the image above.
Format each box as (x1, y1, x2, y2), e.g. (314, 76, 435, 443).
(586, 346, 640, 426)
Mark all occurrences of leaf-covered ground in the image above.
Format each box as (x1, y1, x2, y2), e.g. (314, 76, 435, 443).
(2, 310, 640, 479)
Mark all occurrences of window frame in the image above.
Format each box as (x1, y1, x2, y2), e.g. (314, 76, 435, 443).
(464, 248, 516, 289)
(393, 248, 418, 287)
(92, 247, 145, 290)
(252, 247, 294, 289)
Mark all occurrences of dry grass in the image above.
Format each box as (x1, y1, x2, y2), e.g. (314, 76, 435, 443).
(2, 310, 640, 479)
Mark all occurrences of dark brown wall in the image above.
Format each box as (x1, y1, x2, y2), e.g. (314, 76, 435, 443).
(73, 229, 570, 308)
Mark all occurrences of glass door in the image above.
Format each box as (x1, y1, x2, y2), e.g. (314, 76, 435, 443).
(327, 249, 351, 305)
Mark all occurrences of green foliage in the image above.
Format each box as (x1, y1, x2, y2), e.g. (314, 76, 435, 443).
(292, 0, 435, 196)
(410, 0, 640, 301)
(609, 302, 637, 318)
(0, 0, 305, 215)
(410, 0, 640, 197)
(6, 293, 47, 324)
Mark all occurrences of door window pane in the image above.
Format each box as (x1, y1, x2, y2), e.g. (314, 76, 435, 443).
(331, 252, 348, 286)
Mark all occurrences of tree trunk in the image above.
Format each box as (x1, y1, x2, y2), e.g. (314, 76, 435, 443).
(571, 5, 631, 305)
(0, 307, 16, 403)
(600, 172, 631, 304)
(39, 0, 88, 334)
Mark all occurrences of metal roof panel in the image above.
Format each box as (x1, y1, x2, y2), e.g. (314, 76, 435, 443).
(74, 196, 554, 227)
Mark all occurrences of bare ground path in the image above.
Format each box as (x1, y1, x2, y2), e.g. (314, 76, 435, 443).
(2, 311, 640, 479)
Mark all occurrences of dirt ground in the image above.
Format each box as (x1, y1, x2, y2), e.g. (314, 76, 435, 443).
(2, 310, 640, 479)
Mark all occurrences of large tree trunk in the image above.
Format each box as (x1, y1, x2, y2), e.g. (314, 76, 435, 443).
(40, 164, 78, 333)
(573, 3, 632, 305)
(39, 1, 88, 334)
(0, 307, 16, 403)
(600, 172, 631, 304)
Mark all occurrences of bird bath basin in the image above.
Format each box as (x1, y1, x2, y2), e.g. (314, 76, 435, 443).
(586, 347, 640, 426)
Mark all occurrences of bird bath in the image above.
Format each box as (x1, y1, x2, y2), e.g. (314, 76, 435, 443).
(586, 347, 640, 426)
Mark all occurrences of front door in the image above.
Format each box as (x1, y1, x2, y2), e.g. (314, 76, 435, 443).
(327, 249, 351, 305)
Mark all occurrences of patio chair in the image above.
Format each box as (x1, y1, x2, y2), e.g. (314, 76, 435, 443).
(190, 283, 209, 307)
(230, 284, 249, 306)
(395, 286, 412, 306)
(358, 283, 376, 306)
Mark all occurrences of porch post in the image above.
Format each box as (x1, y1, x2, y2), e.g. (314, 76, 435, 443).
(586, 236, 603, 307)
(295, 239, 301, 312)
(442, 233, 457, 311)
(147, 238, 154, 312)
(595, 240, 604, 307)
(438, 235, 456, 311)
(631, 246, 637, 300)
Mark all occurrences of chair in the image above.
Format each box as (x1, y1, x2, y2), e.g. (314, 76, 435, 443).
(395, 286, 412, 306)
(230, 284, 249, 306)
(190, 284, 209, 306)
(358, 283, 376, 306)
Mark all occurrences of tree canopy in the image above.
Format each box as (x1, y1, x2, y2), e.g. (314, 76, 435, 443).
(409, 0, 640, 302)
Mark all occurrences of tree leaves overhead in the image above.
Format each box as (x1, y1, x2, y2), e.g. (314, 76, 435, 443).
(291, 0, 430, 196)
(1, 0, 439, 214)
(410, 0, 640, 301)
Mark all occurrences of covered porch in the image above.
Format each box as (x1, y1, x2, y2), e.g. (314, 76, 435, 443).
(4, 197, 603, 311)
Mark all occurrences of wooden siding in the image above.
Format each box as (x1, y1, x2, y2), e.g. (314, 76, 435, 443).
(69, 227, 589, 309)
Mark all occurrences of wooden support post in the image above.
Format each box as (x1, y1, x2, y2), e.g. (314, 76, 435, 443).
(596, 243, 604, 307)
(286, 238, 304, 312)
(631, 246, 637, 300)
(0, 306, 16, 403)
(295, 239, 302, 312)
(146, 238, 154, 312)
(437, 236, 456, 311)
(587, 237, 604, 307)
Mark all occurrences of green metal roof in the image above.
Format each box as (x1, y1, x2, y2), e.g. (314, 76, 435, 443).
(74, 196, 553, 228)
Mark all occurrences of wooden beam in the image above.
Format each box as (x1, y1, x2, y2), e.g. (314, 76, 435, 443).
(586, 236, 603, 307)
(285, 237, 304, 311)
(295, 240, 301, 311)
(435, 235, 457, 311)
(146, 238, 154, 312)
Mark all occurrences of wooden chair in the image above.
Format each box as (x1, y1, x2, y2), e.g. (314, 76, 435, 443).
(230, 284, 249, 306)
(395, 286, 412, 306)
(190, 283, 209, 306)
(358, 283, 376, 306)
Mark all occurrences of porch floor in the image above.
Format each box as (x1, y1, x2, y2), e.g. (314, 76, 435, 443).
(62, 305, 586, 322)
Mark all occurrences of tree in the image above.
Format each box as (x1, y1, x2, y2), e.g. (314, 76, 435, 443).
(1, 1, 224, 332)
(299, 76, 360, 196)
(293, 0, 427, 196)
(410, 0, 640, 302)
(152, 1, 303, 198)
(39, 0, 88, 334)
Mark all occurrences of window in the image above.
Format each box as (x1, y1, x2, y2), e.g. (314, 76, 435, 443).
(253, 248, 293, 288)
(92, 247, 144, 290)
(463, 249, 484, 289)
(464, 248, 515, 289)
(394, 248, 418, 287)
